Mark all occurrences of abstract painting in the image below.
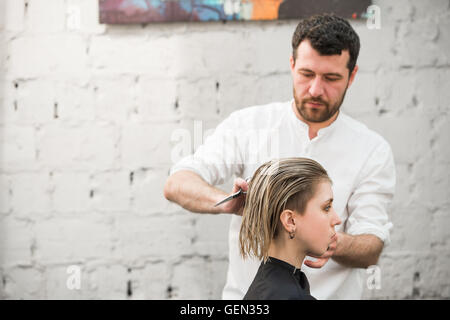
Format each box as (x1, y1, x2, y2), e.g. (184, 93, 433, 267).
(99, 0, 371, 24)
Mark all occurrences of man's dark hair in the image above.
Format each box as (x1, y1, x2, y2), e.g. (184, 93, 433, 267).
(292, 14, 360, 73)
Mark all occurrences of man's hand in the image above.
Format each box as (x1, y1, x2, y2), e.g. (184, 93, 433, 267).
(304, 232, 384, 269)
(304, 233, 339, 268)
(219, 177, 249, 215)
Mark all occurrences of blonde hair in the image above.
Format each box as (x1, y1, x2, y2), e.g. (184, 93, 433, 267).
(239, 157, 331, 262)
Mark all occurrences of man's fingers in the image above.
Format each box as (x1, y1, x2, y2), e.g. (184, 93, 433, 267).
(327, 242, 337, 252)
(304, 257, 329, 268)
(233, 177, 249, 192)
(220, 177, 249, 215)
(304, 260, 323, 268)
(303, 243, 335, 268)
(320, 251, 334, 259)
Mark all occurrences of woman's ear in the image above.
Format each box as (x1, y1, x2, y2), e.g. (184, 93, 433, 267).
(280, 209, 297, 233)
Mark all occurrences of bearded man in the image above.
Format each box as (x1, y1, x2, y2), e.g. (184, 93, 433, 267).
(164, 14, 396, 300)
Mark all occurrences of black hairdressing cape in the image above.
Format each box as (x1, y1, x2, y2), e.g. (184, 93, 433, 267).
(243, 256, 316, 300)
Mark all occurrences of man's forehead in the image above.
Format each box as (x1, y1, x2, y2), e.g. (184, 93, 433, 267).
(295, 40, 349, 73)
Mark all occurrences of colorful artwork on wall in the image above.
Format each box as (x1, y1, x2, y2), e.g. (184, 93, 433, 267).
(99, 0, 371, 24)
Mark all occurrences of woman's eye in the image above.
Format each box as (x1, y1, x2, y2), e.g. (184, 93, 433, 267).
(324, 206, 331, 212)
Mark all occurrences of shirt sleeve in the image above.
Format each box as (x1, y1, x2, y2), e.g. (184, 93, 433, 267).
(169, 112, 244, 186)
(345, 140, 396, 246)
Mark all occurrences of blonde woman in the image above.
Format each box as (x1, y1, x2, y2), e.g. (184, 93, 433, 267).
(240, 157, 342, 300)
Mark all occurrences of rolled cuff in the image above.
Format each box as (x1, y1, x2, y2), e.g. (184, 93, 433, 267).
(346, 222, 393, 246)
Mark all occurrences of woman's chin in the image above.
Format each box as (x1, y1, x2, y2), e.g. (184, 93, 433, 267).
(307, 247, 328, 257)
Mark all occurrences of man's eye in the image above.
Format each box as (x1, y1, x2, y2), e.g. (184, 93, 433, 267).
(326, 77, 339, 82)
(301, 73, 314, 78)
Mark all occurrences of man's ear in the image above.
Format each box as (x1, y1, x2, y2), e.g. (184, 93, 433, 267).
(347, 65, 358, 88)
(289, 55, 296, 72)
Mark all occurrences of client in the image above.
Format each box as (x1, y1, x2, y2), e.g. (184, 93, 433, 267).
(240, 157, 342, 300)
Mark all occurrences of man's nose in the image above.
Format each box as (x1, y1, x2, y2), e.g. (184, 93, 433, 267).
(309, 76, 324, 97)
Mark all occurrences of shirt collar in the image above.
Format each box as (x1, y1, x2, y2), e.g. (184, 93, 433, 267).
(289, 99, 343, 138)
(266, 256, 301, 275)
(265, 256, 310, 291)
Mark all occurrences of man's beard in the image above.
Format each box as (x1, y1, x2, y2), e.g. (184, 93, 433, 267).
(293, 86, 348, 123)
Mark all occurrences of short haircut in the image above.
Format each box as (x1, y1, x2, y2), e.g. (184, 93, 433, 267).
(239, 157, 332, 262)
(292, 14, 360, 73)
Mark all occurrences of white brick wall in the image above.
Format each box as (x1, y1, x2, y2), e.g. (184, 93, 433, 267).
(0, 0, 449, 299)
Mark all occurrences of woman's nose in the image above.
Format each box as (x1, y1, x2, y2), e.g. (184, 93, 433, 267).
(332, 209, 342, 226)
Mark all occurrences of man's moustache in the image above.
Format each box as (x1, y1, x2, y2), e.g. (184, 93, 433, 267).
(303, 98, 328, 106)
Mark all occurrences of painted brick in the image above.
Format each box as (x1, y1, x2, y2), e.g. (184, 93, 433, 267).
(66, 0, 107, 34)
(359, 115, 432, 164)
(0, 217, 33, 266)
(37, 124, 117, 171)
(0, 175, 11, 214)
(52, 172, 91, 214)
(91, 171, 129, 212)
(1, 0, 25, 33)
(0, 0, 449, 300)
(10, 172, 52, 218)
(85, 264, 128, 299)
(12, 80, 57, 125)
(114, 215, 196, 262)
(1, 266, 44, 299)
(89, 35, 175, 76)
(170, 257, 228, 299)
(53, 78, 96, 124)
(192, 214, 230, 258)
(44, 264, 86, 299)
(0, 125, 36, 172)
(33, 217, 114, 264)
(134, 76, 180, 121)
(91, 76, 135, 124)
(26, 0, 66, 34)
(128, 262, 171, 299)
(8, 35, 88, 78)
(131, 168, 172, 215)
(121, 122, 179, 169)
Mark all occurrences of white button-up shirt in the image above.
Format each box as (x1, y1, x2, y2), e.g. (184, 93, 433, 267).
(170, 100, 396, 300)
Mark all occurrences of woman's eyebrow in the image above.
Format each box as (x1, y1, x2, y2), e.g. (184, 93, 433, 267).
(323, 198, 334, 205)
